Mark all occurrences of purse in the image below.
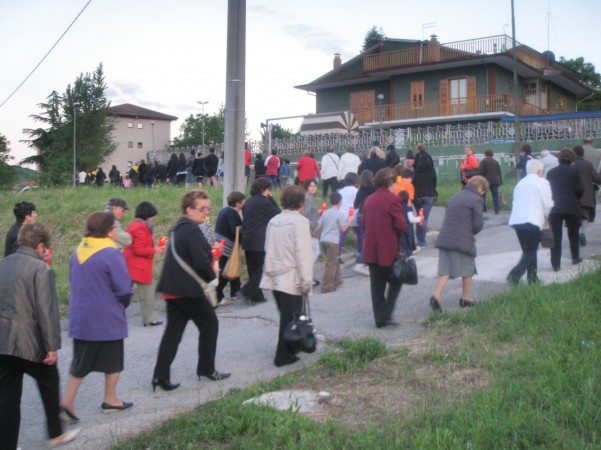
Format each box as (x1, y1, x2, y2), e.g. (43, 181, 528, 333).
(169, 232, 218, 308)
(222, 226, 241, 280)
(540, 228, 554, 249)
(390, 233, 418, 285)
(283, 295, 317, 354)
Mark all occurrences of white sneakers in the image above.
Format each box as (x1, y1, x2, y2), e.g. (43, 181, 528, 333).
(49, 428, 80, 448)
(353, 264, 370, 276)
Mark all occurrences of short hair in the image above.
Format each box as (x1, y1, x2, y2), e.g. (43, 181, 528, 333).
(406, 150, 414, 159)
(398, 190, 409, 204)
(387, 144, 395, 152)
(302, 179, 316, 191)
(227, 191, 246, 207)
(401, 168, 414, 179)
(85, 212, 115, 238)
(250, 177, 272, 195)
(135, 202, 158, 220)
(280, 186, 305, 210)
(17, 223, 50, 249)
(329, 192, 342, 206)
(369, 146, 385, 159)
(540, 149, 550, 158)
(197, 152, 202, 157)
(303, 150, 310, 156)
(326, 146, 335, 153)
(374, 168, 397, 188)
(573, 145, 584, 157)
(484, 149, 494, 157)
(345, 145, 355, 154)
(465, 146, 474, 153)
(467, 175, 489, 193)
(271, 149, 277, 155)
(343, 172, 359, 186)
(526, 159, 544, 174)
(584, 138, 593, 145)
(521, 144, 532, 154)
(181, 190, 210, 213)
(209, 148, 216, 154)
(359, 170, 374, 188)
(558, 147, 576, 164)
(416, 143, 426, 152)
(13, 202, 36, 223)
(394, 164, 404, 176)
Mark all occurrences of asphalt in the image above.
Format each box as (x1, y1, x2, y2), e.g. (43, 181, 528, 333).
(17, 205, 601, 449)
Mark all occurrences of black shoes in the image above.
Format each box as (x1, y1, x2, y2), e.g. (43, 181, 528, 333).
(152, 378, 180, 392)
(573, 257, 583, 265)
(376, 320, 400, 329)
(275, 355, 300, 367)
(429, 296, 443, 313)
(59, 405, 80, 424)
(580, 233, 587, 246)
(101, 401, 133, 413)
(459, 298, 475, 308)
(144, 321, 163, 327)
(198, 371, 231, 381)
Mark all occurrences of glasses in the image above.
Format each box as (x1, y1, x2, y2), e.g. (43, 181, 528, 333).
(193, 206, 211, 213)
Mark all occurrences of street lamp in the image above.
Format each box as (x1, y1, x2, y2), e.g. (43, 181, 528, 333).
(72, 101, 81, 188)
(150, 121, 155, 161)
(197, 101, 209, 146)
(377, 93, 384, 136)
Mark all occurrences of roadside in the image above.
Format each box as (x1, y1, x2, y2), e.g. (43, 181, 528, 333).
(17, 206, 601, 449)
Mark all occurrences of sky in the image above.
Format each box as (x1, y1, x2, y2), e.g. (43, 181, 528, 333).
(1, 0, 600, 163)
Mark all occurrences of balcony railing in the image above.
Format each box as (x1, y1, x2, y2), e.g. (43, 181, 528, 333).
(364, 35, 528, 72)
(354, 94, 558, 125)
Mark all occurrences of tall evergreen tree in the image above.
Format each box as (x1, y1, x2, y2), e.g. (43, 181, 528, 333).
(362, 26, 386, 52)
(22, 64, 115, 185)
(0, 132, 16, 188)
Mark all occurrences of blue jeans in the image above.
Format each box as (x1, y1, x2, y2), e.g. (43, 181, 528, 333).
(415, 196, 436, 246)
(507, 223, 540, 283)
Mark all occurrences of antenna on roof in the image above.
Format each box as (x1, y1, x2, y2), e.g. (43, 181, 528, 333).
(422, 22, 437, 40)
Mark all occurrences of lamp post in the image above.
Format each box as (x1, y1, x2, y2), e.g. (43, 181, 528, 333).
(150, 121, 155, 161)
(197, 101, 209, 146)
(377, 93, 384, 139)
(72, 102, 81, 188)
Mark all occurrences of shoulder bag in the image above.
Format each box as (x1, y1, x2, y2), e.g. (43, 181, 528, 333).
(283, 295, 317, 354)
(389, 233, 418, 285)
(169, 232, 218, 308)
(222, 226, 241, 280)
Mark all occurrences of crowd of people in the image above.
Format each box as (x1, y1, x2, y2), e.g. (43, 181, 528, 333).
(1, 138, 600, 448)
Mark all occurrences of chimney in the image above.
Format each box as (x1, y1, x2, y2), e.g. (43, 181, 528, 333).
(333, 53, 342, 70)
(428, 34, 441, 62)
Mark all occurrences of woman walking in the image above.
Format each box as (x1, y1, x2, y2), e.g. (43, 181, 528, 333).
(152, 190, 230, 391)
(478, 149, 502, 214)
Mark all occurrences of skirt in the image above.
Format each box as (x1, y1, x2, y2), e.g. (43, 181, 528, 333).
(70, 339, 124, 377)
(437, 249, 476, 278)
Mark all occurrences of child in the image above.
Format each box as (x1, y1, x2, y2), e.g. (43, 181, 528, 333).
(122, 174, 132, 189)
(398, 190, 421, 254)
(279, 159, 290, 188)
(314, 192, 353, 293)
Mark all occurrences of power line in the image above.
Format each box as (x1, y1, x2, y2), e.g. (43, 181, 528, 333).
(0, 0, 93, 109)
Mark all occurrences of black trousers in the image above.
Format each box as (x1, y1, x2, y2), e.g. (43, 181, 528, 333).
(216, 254, 241, 301)
(549, 213, 580, 269)
(273, 291, 303, 366)
(0, 355, 63, 449)
(507, 223, 540, 283)
(153, 296, 219, 381)
(368, 264, 402, 325)
(322, 176, 338, 197)
(242, 251, 266, 302)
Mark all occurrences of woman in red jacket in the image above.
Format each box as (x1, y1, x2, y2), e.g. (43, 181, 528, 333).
(296, 150, 321, 185)
(124, 202, 165, 326)
(459, 146, 479, 186)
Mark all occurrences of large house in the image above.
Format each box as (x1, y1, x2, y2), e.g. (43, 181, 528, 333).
(104, 104, 177, 174)
(295, 34, 592, 131)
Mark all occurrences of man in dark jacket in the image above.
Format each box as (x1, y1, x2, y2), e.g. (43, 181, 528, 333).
(240, 178, 281, 304)
(412, 143, 438, 247)
(0, 223, 79, 448)
(4, 201, 37, 257)
(478, 149, 502, 214)
(204, 148, 219, 187)
(385, 144, 400, 168)
(572, 145, 601, 246)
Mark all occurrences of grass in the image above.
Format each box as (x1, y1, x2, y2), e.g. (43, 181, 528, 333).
(114, 268, 601, 449)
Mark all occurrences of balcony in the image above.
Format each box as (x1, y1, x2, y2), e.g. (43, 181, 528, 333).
(353, 94, 559, 126)
(363, 35, 547, 73)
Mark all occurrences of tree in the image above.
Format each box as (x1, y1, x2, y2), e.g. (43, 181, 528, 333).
(260, 123, 298, 142)
(21, 64, 115, 185)
(0, 132, 16, 188)
(559, 56, 601, 101)
(362, 26, 386, 52)
(172, 106, 226, 148)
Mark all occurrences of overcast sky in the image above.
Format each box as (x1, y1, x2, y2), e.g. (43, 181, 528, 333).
(1, 0, 600, 162)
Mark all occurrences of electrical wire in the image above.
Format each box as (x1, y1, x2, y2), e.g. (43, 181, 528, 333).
(0, 0, 93, 109)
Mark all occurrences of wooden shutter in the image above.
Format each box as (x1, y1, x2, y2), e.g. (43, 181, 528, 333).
(439, 79, 448, 115)
(350, 90, 375, 124)
(411, 81, 424, 110)
(467, 76, 477, 113)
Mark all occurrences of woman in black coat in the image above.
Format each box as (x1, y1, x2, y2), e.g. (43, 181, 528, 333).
(478, 149, 502, 214)
(546, 148, 585, 270)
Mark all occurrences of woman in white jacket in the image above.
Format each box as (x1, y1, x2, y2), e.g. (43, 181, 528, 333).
(320, 146, 340, 197)
(260, 186, 313, 367)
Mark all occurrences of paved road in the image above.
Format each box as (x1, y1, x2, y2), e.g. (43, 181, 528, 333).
(18, 206, 601, 449)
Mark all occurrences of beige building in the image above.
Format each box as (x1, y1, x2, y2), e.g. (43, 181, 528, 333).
(104, 104, 178, 174)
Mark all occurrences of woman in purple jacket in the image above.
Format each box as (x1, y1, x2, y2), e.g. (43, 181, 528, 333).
(60, 212, 134, 422)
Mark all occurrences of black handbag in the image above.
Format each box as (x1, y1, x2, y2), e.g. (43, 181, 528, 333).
(390, 233, 418, 285)
(540, 228, 554, 249)
(283, 295, 317, 354)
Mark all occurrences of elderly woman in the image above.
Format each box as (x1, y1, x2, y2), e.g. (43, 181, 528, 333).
(260, 186, 313, 367)
(361, 168, 407, 328)
(241, 178, 281, 304)
(429, 176, 489, 313)
(359, 146, 387, 175)
(546, 148, 585, 270)
(152, 190, 230, 392)
(507, 160, 554, 284)
(124, 202, 164, 327)
(61, 212, 134, 419)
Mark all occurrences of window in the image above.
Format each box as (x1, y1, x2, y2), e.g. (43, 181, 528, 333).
(127, 141, 133, 148)
(411, 81, 425, 110)
(127, 122, 133, 128)
(137, 142, 143, 149)
(449, 78, 467, 114)
(137, 123, 143, 129)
